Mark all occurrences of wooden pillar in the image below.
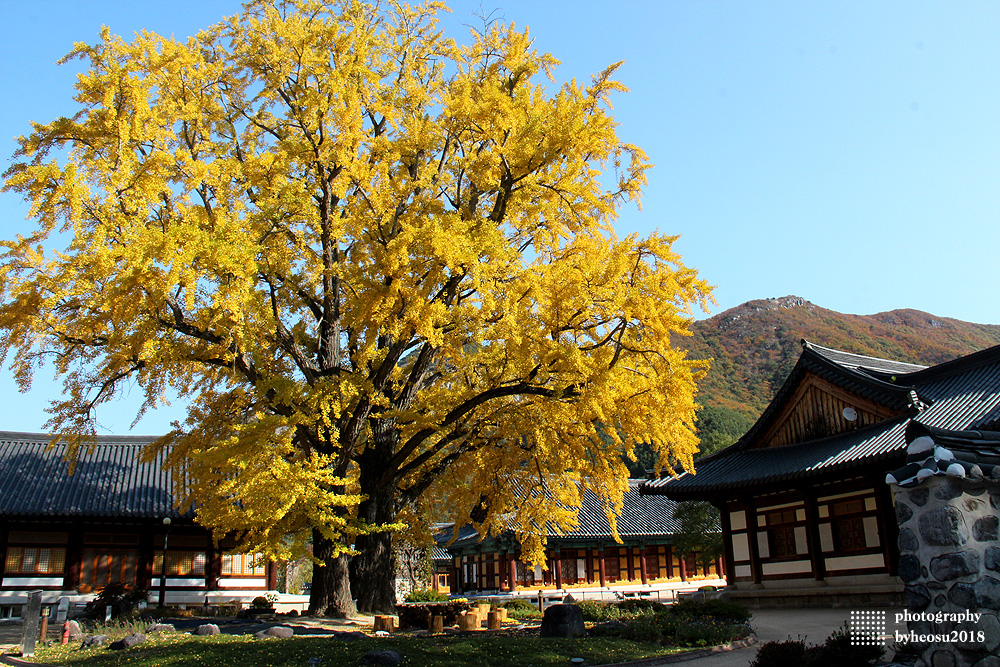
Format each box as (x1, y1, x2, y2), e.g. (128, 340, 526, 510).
(477, 551, 484, 591)
(452, 557, 462, 594)
(639, 546, 648, 585)
(508, 553, 518, 592)
(715, 557, 723, 577)
(626, 546, 635, 582)
(585, 549, 594, 584)
(138, 526, 155, 591)
(679, 554, 688, 582)
(744, 497, 763, 586)
(875, 480, 900, 576)
(666, 546, 674, 579)
(715, 500, 736, 584)
(598, 549, 606, 587)
(266, 561, 278, 590)
(206, 543, 221, 591)
(802, 492, 826, 582)
(554, 550, 563, 590)
(64, 528, 83, 591)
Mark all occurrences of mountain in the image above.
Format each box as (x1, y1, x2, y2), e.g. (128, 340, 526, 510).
(676, 296, 1000, 458)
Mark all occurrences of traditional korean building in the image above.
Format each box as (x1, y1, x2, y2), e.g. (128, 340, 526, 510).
(0, 431, 276, 616)
(642, 340, 1000, 606)
(435, 479, 723, 593)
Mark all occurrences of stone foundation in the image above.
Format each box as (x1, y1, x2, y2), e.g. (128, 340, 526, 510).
(894, 476, 1000, 667)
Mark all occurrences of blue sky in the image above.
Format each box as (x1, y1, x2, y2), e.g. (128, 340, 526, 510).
(1, 1, 999, 433)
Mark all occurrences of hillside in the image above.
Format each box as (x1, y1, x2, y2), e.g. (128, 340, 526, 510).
(667, 296, 1000, 461)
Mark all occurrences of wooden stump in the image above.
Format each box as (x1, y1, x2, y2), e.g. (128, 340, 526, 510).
(477, 603, 490, 618)
(487, 611, 502, 630)
(430, 615, 444, 634)
(373, 615, 395, 633)
(457, 613, 479, 631)
(497, 608, 508, 621)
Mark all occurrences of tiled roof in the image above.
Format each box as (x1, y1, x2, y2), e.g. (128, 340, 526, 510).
(887, 422, 1000, 487)
(0, 431, 183, 519)
(436, 480, 690, 551)
(643, 341, 1000, 498)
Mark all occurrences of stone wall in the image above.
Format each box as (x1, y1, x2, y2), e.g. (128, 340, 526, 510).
(895, 475, 1000, 667)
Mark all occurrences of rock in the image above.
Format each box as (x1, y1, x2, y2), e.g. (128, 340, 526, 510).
(930, 649, 956, 667)
(987, 547, 1000, 573)
(974, 516, 1000, 542)
(897, 502, 914, 524)
(934, 480, 964, 501)
(992, 492, 1000, 510)
(539, 603, 585, 638)
(919, 506, 969, 546)
(81, 634, 109, 648)
(109, 633, 147, 650)
(933, 594, 946, 608)
(332, 630, 368, 641)
(194, 624, 220, 636)
(948, 583, 977, 610)
(957, 613, 1000, 654)
(905, 584, 931, 611)
(147, 623, 176, 633)
(361, 649, 402, 666)
(255, 626, 295, 639)
(975, 577, 1000, 610)
(930, 551, 980, 581)
(910, 488, 930, 507)
(898, 527, 919, 552)
(973, 656, 1000, 667)
(899, 554, 922, 582)
(287, 609, 299, 616)
(64, 620, 84, 641)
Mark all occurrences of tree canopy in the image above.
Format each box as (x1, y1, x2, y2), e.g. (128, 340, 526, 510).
(1, 0, 711, 614)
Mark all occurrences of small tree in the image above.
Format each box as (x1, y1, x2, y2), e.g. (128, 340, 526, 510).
(671, 501, 723, 571)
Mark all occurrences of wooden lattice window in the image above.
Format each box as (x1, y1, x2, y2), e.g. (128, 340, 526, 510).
(5, 547, 66, 574)
(221, 553, 266, 575)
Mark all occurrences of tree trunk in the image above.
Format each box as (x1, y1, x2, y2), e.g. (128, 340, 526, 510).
(352, 419, 400, 614)
(308, 528, 356, 617)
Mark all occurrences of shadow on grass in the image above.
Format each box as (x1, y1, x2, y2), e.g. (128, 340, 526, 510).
(35, 633, 681, 667)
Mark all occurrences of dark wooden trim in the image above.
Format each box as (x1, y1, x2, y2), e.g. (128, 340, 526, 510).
(874, 477, 899, 577)
(64, 528, 83, 591)
(716, 501, 736, 584)
(802, 492, 825, 581)
(744, 496, 763, 585)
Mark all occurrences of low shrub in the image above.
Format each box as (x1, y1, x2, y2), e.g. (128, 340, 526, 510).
(616, 598, 664, 615)
(502, 599, 543, 620)
(404, 588, 450, 603)
(671, 599, 752, 624)
(750, 625, 884, 667)
(576, 600, 622, 622)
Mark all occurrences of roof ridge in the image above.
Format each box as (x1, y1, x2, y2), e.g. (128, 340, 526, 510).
(801, 339, 928, 370)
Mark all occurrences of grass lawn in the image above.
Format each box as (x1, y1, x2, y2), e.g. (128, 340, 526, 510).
(30, 632, 691, 667)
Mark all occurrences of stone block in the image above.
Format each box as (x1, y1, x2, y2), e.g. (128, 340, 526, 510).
(975, 577, 1000, 610)
(906, 584, 932, 611)
(919, 506, 969, 546)
(539, 603, 585, 638)
(911, 488, 930, 507)
(930, 551, 981, 581)
(900, 554, 923, 582)
(899, 527, 919, 552)
(898, 501, 914, 523)
(949, 583, 977, 609)
(986, 547, 1000, 573)
(974, 516, 999, 542)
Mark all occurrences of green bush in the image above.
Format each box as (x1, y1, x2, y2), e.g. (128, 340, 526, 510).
(750, 625, 883, 667)
(501, 599, 543, 620)
(576, 600, 622, 622)
(616, 598, 664, 615)
(671, 599, 752, 624)
(404, 588, 450, 603)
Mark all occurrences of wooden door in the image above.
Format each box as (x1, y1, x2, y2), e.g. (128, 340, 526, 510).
(80, 549, 138, 593)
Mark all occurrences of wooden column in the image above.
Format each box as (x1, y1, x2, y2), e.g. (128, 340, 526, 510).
(206, 542, 220, 591)
(744, 497, 763, 586)
(64, 528, 83, 591)
(453, 557, 462, 594)
(554, 550, 563, 590)
(715, 500, 736, 584)
(802, 492, 826, 582)
(598, 549, 606, 587)
(586, 549, 594, 584)
(626, 547, 635, 582)
(138, 526, 155, 591)
(266, 561, 278, 590)
(508, 553, 518, 592)
(666, 546, 674, 579)
(477, 551, 484, 591)
(875, 480, 900, 576)
(679, 554, 688, 582)
(639, 546, 648, 585)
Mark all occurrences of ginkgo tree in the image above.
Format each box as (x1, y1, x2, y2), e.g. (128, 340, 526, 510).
(0, 0, 712, 616)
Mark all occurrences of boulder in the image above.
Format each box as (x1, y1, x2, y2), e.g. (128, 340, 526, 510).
(109, 633, 147, 650)
(194, 624, 221, 636)
(255, 625, 295, 639)
(64, 620, 84, 641)
(81, 634, 109, 648)
(146, 623, 176, 633)
(361, 650, 402, 666)
(539, 603, 586, 638)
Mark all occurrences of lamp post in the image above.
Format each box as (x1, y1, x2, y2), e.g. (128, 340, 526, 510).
(158, 517, 171, 608)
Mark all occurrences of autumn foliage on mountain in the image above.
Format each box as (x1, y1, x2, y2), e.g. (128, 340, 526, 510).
(678, 296, 1000, 458)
